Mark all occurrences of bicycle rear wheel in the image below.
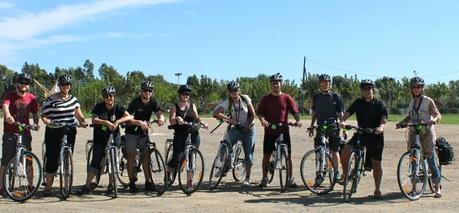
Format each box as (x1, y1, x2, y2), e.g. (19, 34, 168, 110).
(208, 145, 228, 189)
(165, 145, 177, 186)
(267, 153, 275, 184)
(109, 148, 118, 198)
(178, 148, 204, 195)
(343, 152, 357, 201)
(232, 143, 246, 182)
(149, 148, 167, 195)
(279, 146, 289, 192)
(397, 152, 427, 201)
(301, 149, 336, 195)
(86, 144, 102, 188)
(59, 149, 73, 200)
(3, 152, 42, 202)
(116, 143, 129, 187)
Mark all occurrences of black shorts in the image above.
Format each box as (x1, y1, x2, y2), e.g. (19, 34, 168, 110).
(348, 133, 384, 161)
(314, 126, 341, 152)
(44, 127, 76, 174)
(263, 131, 291, 155)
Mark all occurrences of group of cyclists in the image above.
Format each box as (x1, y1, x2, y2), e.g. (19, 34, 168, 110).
(1, 71, 443, 200)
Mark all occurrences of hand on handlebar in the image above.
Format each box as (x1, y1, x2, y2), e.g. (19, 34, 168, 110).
(307, 126, 314, 138)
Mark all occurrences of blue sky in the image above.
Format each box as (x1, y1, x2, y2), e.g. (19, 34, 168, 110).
(1, 0, 458, 85)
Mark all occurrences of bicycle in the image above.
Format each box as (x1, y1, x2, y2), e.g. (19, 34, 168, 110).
(300, 122, 337, 195)
(208, 123, 246, 189)
(42, 122, 83, 200)
(266, 122, 298, 192)
(342, 124, 375, 201)
(114, 120, 167, 195)
(2, 122, 41, 202)
(396, 122, 440, 201)
(167, 121, 206, 195)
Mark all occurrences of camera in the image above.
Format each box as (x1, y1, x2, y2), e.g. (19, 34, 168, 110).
(234, 124, 243, 129)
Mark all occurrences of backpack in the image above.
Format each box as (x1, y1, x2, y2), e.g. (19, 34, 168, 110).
(436, 137, 454, 165)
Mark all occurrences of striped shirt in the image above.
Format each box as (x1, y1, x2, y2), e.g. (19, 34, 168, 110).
(42, 94, 80, 126)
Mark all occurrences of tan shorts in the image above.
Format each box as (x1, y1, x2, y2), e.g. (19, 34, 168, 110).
(407, 126, 436, 158)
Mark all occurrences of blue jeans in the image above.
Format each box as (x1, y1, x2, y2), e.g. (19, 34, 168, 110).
(427, 152, 441, 184)
(227, 126, 255, 167)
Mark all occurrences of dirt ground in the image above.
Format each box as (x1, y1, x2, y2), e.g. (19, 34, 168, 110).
(0, 118, 458, 212)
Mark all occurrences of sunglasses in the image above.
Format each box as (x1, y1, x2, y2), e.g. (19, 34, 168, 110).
(362, 87, 373, 91)
(180, 93, 191, 96)
(142, 89, 153, 93)
(18, 81, 30, 85)
(229, 90, 239, 93)
(411, 85, 422, 89)
(59, 83, 71, 86)
(104, 94, 115, 99)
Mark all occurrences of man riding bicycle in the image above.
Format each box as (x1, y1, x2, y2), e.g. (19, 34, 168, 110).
(125, 81, 165, 193)
(78, 86, 132, 195)
(257, 73, 302, 188)
(213, 81, 256, 186)
(0, 73, 40, 196)
(340, 79, 387, 199)
(396, 76, 442, 198)
(308, 74, 344, 186)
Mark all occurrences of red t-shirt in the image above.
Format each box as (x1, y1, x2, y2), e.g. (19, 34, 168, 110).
(2, 91, 39, 134)
(257, 93, 299, 132)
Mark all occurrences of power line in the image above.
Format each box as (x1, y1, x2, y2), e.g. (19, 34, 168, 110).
(305, 58, 380, 78)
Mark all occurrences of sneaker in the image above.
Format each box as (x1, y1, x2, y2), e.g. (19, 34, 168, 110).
(288, 178, 298, 188)
(105, 185, 114, 195)
(145, 181, 155, 192)
(0, 187, 6, 198)
(334, 171, 341, 182)
(42, 188, 52, 197)
(76, 186, 91, 196)
(187, 180, 193, 190)
(258, 177, 268, 188)
(314, 175, 324, 187)
(129, 182, 138, 193)
(242, 177, 250, 187)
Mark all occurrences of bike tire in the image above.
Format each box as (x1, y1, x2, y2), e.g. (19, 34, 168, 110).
(397, 152, 427, 201)
(343, 151, 356, 201)
(178, 148, 204, 195)
(267, 153, 275, 184)
(149, 148, 167, 195)
(59, 149, 73, 200)
(165, 145, 177, 186)
(279, 146, 289, 193)
(300, 149, 336, 195)
(116, 144, 129, 187)
(232, 142, 246, 182)
(3, 152, 42, 202)
(110, 148, 118, 198)
(208, 145, 228, 189)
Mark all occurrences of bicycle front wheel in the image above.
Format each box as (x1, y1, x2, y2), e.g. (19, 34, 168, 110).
(343, 151, 357, 201)
(208, 145, 228, 189)
(149, 148, 167, 195)
(279, 146, 289, 193)
(397, 152, 427, 201)
(165, 145, 177, 186)
(116, 144, 129, 187)
(301, 149, 336, 195)
(3, 152, 42, 202)
(109, 148, 118, 198)
(232, 143, 246, 182)
(178, 148, 204, 195)
(59, 149, 73, 200)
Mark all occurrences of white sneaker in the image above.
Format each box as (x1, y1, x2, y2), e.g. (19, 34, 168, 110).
(242, 178, 250, 186)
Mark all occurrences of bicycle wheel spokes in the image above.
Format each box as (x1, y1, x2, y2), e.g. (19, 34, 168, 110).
(279, 147, 289, 192)
(301, 149, 336, 195)
(4, 152, 42, 202)
(149, 148, 167, 195)
(343, 152, 356, 201)
(208, 146, 227, 189)
(397, 152, 427, 201)
(178, 148, 204, 195)
(232, 144, 246, 182)
(116, 146, 129, 187)
(59, 150, 73, 200)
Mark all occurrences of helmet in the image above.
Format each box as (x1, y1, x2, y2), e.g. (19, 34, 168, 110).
(16, 73, 32, 84)
(58, 74, 72, 85)
(227, 81, 240, 91)
(360, 79, 375, 89)
(141, 81, 154, 90)
(318, 74, 331, 82)
(269, 73, 283, 82)
(102, 86, 116, 96)
(410, 76, 425, 87)
(177, 84, 192, 94)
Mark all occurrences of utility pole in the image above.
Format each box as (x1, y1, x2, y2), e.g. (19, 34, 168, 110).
(175, 73, 182, 85)
(300, 56, 307, 115)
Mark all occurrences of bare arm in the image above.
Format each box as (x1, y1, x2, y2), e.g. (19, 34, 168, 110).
(169, 104, 179, 125)
(429, 101, 441, 124)
(2, 103, 14, 124)
(213, 106, 231, 123)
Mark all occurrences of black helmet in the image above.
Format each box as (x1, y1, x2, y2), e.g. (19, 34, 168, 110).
(16, 73, 32, 84)
(58, 74, 72, 85)
(102, 86, 116, 96)
(227, 81, 240, 91)
(319, 74, 331, 82)
(141, 81, 154, 90)
(269, 73, 283, 82)
(177, 84, 192, 94)
(410, 76, 425, 87)
(360, 79, 375, 89)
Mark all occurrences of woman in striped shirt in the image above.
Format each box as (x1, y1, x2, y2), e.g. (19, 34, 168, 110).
(41, 74, 88, 195)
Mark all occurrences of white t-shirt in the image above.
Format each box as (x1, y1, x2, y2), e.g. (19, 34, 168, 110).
(216, 94, 253, 126)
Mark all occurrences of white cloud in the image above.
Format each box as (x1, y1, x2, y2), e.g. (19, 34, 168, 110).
(0, 0, 177, 41)
(0, 1, 14, 10)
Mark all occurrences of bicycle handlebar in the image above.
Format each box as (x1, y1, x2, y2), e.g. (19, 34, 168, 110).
(168, 121, 207, 130)
(269, 122, 300, 130)
(396, 121, 432, 129)
(13, 122, 38, 131)
(343, 124, 375, 134)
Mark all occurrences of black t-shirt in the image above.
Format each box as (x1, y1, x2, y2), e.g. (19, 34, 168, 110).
(126, 96, 162, 135)
(311, 92, 343, 125)
(346, 98, 388, 130)
(92, 103, 126, 142)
